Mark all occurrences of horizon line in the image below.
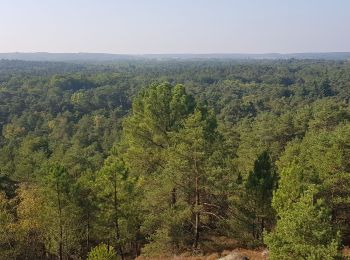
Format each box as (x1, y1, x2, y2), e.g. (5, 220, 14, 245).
(1, 51, 350, 55)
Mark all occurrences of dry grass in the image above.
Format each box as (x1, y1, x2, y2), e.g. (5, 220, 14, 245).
(135, 248, 267, 259)
(135, 236, 268, 260)
(136, 244, 350, 260)
(343, 246, 350, 257)
(230, 248, 267, 260)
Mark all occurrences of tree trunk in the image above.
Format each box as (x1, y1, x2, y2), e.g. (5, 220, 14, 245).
(41, 243, 46, 260)
(113, 176, 124, 260)
(134, 225, 141, 256)
(171, 187, 177, 206)
(86, 210, 90, 254)
(193, 175, 200, 251)
(252, 220, 256, 240)
(56, 182, 63, 260)
(261, 217, 265, 241)
(192, 148, 202, 252)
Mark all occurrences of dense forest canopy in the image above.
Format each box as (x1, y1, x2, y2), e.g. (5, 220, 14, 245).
(0, 59, 349, 259)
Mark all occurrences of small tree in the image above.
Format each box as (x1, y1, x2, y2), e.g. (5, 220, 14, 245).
(265, 187, 340, 259)
(43, 164, 82, 259)
(245, 151, 277, 241)
(0, 192, 17, 259)
(88, 243, 118, 260)
(95, 151, 143, 259)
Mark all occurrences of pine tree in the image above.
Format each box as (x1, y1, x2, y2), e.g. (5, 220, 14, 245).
(265, 187, 340, 260)
(245, 151, 277, 241)
(122, 83, 197, 255)
(87, 243, 118, 260)
(163, 107, 228, 252)
(43, 164, 82, 259)
(95, 150, 142, 259)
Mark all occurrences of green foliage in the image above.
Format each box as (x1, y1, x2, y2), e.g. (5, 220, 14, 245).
(265, 188, 340, 260)
(272, 163, 306, 213)
(246, 151, 277, 207)
(0, 60, 350, 258)
(95, 153, 142, 258)
(141, 228, 174, 257)
(267, 122, 350, 258)
(275, 124, 350, 248)
(228, 151, 277, 245)
(41, 165, 83, 258)
(14, 184, 46, 259)
(164, 108, 228, 250)
(88, 243, 118, 260)
(0, 192, 17, 259)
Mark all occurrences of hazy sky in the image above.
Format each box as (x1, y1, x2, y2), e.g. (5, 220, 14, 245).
(1, 0, 349, 54)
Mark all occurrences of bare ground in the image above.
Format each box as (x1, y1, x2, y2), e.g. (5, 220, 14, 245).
(136, 236, 268, 260)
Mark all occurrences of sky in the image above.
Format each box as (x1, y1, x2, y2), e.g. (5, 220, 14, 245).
(0, 0, 349, 54)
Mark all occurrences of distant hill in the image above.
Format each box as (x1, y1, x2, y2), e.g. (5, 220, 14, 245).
(1, 52, 350, 62)
(141, 52, 350, 60)
(0, 52, 135, 62)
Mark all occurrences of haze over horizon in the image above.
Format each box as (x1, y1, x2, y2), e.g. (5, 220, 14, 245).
(1, 0, 350, 54)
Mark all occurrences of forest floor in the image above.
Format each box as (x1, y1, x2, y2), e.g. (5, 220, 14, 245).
(136, 237, 350, 259)
(343, 246, 350, 257)
(136, 236, 268, 259)
(136, 248, 267, 260)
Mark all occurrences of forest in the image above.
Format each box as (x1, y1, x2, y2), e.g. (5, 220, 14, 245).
(0, 58, 350, 259)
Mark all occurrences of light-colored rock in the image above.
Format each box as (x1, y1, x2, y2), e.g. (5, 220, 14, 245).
(217, 252, 249, 260)
(261, 249, 269, 257)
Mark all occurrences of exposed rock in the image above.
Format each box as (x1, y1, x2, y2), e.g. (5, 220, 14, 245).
(218, 252, 249, 260)
(261, 249, 269, 257)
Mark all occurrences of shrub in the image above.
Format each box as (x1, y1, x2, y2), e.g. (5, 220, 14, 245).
(87, 243, 118, 260)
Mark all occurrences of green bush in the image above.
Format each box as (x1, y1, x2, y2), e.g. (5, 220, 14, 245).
(87, 244, 118, 260)
(265, 188, 340, 260)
